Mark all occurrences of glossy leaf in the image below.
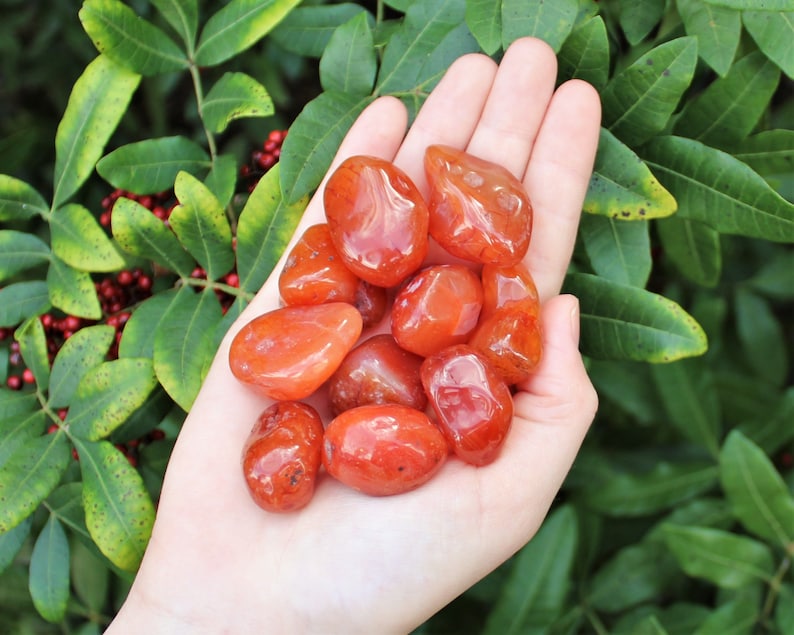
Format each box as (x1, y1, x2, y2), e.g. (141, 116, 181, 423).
(53, 55, 140, 208)
(662, 525, 774, 588)
(775, 585, 794, 634)
(563, 273, 708, 362)
(170, 171, 235, 280)
(75, 438, 155, 572)
(237, 165, 306, 294)
(643, 135, 794, 242)
(48, 325, 115, 409)
(589, 360, 662, 425)
(690, 593, 762, 635)
(720, 430, 794, 549)
(46, 257, 102, 320)
(483, 506, 577, 634)
(557, 16, 609, 90)
(67, 358, 157, 441)
(584, 128, 677, 220)
(279, 91, 372, 204)
(734, 288, 788, 386)
(618, 0, 665, 45)
(46, 483, 90, 543)
(703, 0, 794, 10)
(150, 0, 198, 50)
(743, 11, 794, 79)
(0, 281, 51, 328)
(15, 316, 50, 392)
(0, 432, 71, 533)
(203, 154, 238, 208)
(0, 516, 32, 575)
(0, 175, 48, 222)
(580, 215, 651, 287)
(118, 290, 179, 360)
(270, 3, 369, 57)
(465, 0, 501, 55)
(673, 52, 780, 147)
(111, 197, 195, 276)
(202, 72, 274, 133)
(97, 136, 210, 194)
(0, 389, 39, 421)
(0, 230, 50, 282)
(737, 387, 794, 455)
(0, 410, 46, 469)
(79, 0, 189, 75)
(28, 515, 70, 623)
(601, 37, 698, 148)
(677, 0, 741, 76)
(733, 129, 794, 176)
(501, 0, 577, 52)
(49, 203, 125, 272)
(153, 287, 222, 411)
(656, 215, 722, 287)
(194, 0, 302, 67)
(319, 13, 376, 95)
(651, 358, 721, 456)
(647, 497, 735, 541)
(71, 537, 109, 615)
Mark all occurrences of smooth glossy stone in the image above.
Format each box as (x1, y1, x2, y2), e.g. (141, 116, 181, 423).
(424, 144, 532, 266)
(421, 344, 513, 466)
(328, 334, 427, 416)
(323, 404, 448, 496)
(229, 303, 363, 400)
(353, 280, 388, 329)
(324, 155, 429, 287)
(242, 401, 324, 513)
(391, 264, 483, 358)
(480, 262, 540, 319)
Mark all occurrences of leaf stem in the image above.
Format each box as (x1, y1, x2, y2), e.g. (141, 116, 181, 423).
(189, 64, 218, 161)
(760, 554, 791, 624)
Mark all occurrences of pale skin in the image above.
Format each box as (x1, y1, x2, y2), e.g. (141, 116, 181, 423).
(106, 37, 601, 634)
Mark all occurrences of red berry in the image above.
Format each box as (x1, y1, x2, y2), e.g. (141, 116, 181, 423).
(257, 153, 276, 170)
(137, 275, 153, 292)
(6, 375, 22, 390)
(224, 272, 239, 288)
(63, 315, 81, 332)
(47, 424, 59, 434)
(22, 368, 35, 384)
(116, 270, 134, 286)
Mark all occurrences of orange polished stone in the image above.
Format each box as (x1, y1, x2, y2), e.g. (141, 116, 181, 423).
(480, 262, 540, 319)
(468, 307, 542, 385)
(229, 303, 363, 400)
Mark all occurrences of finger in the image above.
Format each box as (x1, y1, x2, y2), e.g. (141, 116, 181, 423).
(523, 80, 601, 300)
(466, 37, 558, 179)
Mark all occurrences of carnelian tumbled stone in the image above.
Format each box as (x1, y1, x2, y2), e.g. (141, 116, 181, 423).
(229, 303, 363, 400)
(468, 307, 542, 385)
(480, 262, 540, 319)
(323, 404, 448, 496)
(421, 344, 513, 466)
(391, 264, 483, 358)
(324, 155, 429, 287)
(424, 144, 532, 266)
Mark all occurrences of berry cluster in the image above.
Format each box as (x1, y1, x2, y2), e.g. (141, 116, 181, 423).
(190, 266, 240, 314)
(239, 129, 288, 192)
(99, 188, 176, 228)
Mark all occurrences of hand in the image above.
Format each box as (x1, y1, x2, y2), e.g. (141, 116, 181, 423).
(107, 37, 601, 635)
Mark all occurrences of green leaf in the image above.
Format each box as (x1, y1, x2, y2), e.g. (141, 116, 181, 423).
(117, 290, 179, 359)
(618, 0, 665, 45)
(584, 128, 677, 220)
(0, 432, 71, 533)
(673, 52, 780, 146)
(662, 525, 774, 588)
(720, 430, 794, 549)
(0, 387, 39, 420)
(465, 0, 502, 55)
(483, 506, 577, 634)
(70, 537, 109, 615)
(775, 584, 794, 635)
(0, 410, 46, 470)
(153, 287, 223, 411)
(743, 10, 794, 79)
(150, 0, 198, 50)
(238, 165, 306, 294)
(746, 247, 794, 299)
(46, 257, 102, 320)
(195, 0, 302, 67)
(734, 288, 788, 386)
(733, 129, 794, 176)
(75, 438, 155, 572)
(28, 515, 70, 623)
(557, 16, 609, 90)
(0, 281, 50, 328)
(79, 0, 189, 76)
(0, 175, 48, 222)
(270, 3, 369, 58)
(15, 317, 50, 392)
(601, 37, 698, 148)
(501, 0, 578, 52)
(53, 55, 140, 208)
(67, 358, 157, 441)
(46, 483, 90, 542)
(97, 136, 211, 194)
(202, 72, 275, 134)
(677, 0, 741, 76)
(319, 13, 376, 95)
(580, 215, 651, 287)
(0, 230, 50, 282)
(691, 592, 762, 635)
(170, 171, 235, 280)
(111, 197, 196, 276)
(48, 325, 115, 409)
(589, 360, 662, 425)
(0, 516, 32, 575)
(737, 387, 794, 455)
(563, 273, 708, 362)
(703, 0, 794, 10)
(50, 203, 125, 273)
(656, 215, 722, 287)
(279, 91, 372, 204)
(204, 154, 238, 208)
(642, 135, 794, 242)
(651, 358, 721, 456)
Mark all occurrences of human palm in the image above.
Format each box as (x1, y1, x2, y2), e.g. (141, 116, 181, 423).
(108, 37, 601, 634)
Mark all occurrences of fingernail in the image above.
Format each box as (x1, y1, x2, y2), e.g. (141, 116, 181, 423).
(569, 296, 581, 346)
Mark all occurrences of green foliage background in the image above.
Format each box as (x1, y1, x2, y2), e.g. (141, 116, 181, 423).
(0, 0, 792, 633)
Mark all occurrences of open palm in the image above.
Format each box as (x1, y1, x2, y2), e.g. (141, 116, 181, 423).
(108, 37, 601, 634)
